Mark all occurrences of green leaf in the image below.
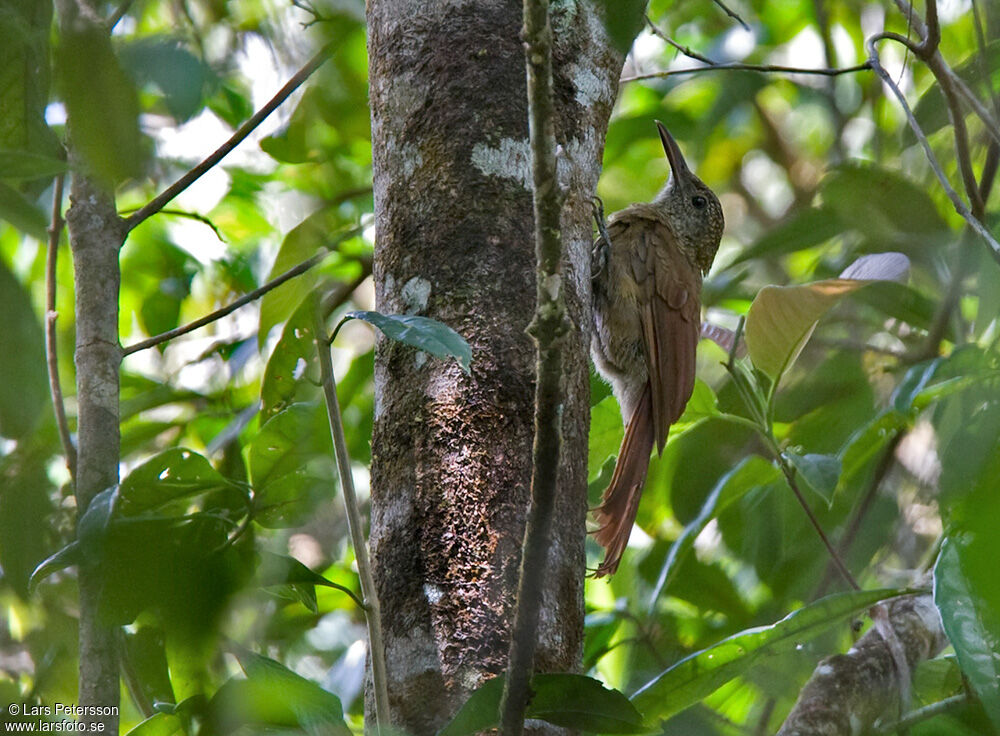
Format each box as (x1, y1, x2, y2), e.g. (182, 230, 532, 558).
(438, 673, 646, 735)
(746, 279, 863, 378)
(344, 311, 472, 374)
(593, 0, 646, 54)
(746, 253, 909, 379)
(935, 534, 1000, 731)
(0, 251, 48, 438)
(0, 150, 67, 181)
(257, 551, 362, 611)
(261, 296, 319, 422)
(730, 206, 844, 265)
(837, 410, 909, 492)
(78, 486, 119, 553)
(785, 452, 840, 506)
(209, 649, 351, 735)
(589, 396, 624, 480)
(0, 181, 48, 239)
(257, 209, 344, 349)
(118, 37, 209, 121)
(820, 165, 948, 244)
(56, 17, 144, 184)
(248, 403, 335, 528)
(632, 588, 907, 722)
(28, 540, 80, 593)
(123, 713, 185, 736)
(118, 448, 236, 517)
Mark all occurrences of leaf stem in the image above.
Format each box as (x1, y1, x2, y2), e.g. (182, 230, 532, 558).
(313, 298, 390, 732)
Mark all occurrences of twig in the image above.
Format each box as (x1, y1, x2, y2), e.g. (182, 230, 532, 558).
(106, 0, 134, 29)
(499, 0, 567, 730)
(866, 37, 1000, 263)
(118, 207, 227, 242)
(644, 17, 715, 65)
(124, 42, 333, 232)
(777, 455, 860, 591)
(313, 297, 390, 732)
(873, 693, 969, 734)
(121, 226, 362, 356)
(709, 0, 750, 31)
(45, 174, 77, 478)
(621, 61, 871, 84)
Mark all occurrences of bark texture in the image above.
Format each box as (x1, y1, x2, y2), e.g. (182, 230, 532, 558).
(66, 173, 125, 731)
(366, 1, 622, 730)
(777, 593, 949, 735)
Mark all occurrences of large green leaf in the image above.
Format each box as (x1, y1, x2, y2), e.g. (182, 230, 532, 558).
(0, 150, 67, 181)
(57, 16, 144, 184)
(118, 447, 244, 517)
(208, 649, 351, 735)
(260, 296, 319, 422)
(730, 206, 843, 265)
(438, 673, 646, 735)
(123, 713, 185, 736)
(118, 37, 209, 121)
(631, 588, 906, 722)
(785, 451, 840, 507)
(935, 534, 1000, 730)
(0, 258, 48, 439)
(344, 311, 472, 374)
(746, 252, 910, 378)
(247, 402, 335, 527)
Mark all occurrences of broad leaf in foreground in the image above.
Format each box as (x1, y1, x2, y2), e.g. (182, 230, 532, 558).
(343, 310, 472, 374)
(631, 588, 906, 722)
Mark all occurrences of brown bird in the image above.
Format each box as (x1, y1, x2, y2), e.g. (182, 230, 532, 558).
(590, 121, 724, 577)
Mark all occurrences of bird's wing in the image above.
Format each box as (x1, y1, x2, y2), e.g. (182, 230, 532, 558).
(630, 218, 701, 453)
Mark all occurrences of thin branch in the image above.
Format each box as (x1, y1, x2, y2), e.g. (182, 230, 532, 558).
(777, 455, 860, 591)
(124, 42, 333, 232)
(499, 0, 568, 730)
(106, 0, 135, 30)
(119, 207, 227, 242)
(45, 174, 77, 478)
(873, 693, 969, 734)
(621, 61, 871, 84)
(121, 226, 362, 356)
(709, 0, 750, 31)
(314, 298, 390, 731)
(866, 37, 1000, 263)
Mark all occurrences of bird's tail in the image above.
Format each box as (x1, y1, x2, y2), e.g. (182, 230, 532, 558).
(593, 386, 655, 577)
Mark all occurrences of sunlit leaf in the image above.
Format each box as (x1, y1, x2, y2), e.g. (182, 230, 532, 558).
(344, 311, 472, 374)
(123, 713, 185, 736)
(632, 588, 908, 722)
(746, 252, 910, 378)
(438, 673, 646, 735)
(261, 296, 319, 422)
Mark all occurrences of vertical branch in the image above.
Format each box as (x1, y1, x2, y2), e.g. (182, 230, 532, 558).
(313, 302, 390, 731)
(57, 2, 127, 729)
(65, 160, 126, 734)
(45, 173, 77, 477)
(499, 0, 567, 730)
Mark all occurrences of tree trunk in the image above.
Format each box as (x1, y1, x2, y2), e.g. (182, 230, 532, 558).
(366, 1, 621, 730)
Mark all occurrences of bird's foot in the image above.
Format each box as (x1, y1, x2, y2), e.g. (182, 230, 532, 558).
(591, 195, 611, 281)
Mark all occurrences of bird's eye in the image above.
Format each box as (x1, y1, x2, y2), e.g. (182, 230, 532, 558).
(691, 195, 707, 209)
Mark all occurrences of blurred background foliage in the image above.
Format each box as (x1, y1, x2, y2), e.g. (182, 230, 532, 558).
(0, 0, 997, 733)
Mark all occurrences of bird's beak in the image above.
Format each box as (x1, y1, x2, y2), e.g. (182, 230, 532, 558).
(655, 120, 692, 183)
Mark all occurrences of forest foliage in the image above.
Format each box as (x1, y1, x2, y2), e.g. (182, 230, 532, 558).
(0, 0, 998, 733)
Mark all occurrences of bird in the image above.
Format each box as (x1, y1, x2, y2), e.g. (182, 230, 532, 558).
(589, 121, 724, 577)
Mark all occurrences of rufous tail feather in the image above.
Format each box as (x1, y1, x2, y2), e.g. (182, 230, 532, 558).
(593, 386, 655, 577)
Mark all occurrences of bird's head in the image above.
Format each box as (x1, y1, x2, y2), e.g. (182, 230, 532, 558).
(652, 121, 724, 274)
